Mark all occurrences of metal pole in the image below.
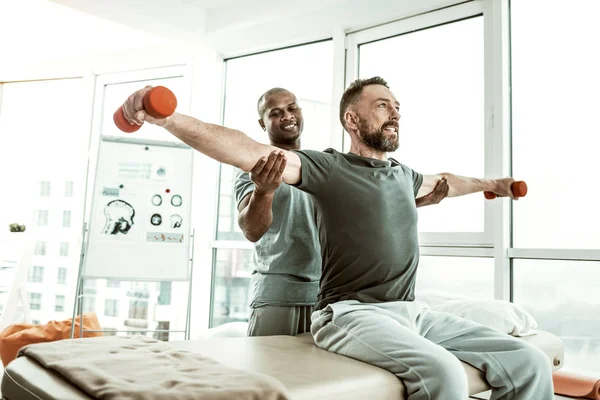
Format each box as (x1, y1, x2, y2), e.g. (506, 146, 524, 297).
(185, 228, 196, 340)
(70, 223, 88, 339)
(79, 294, 84, 338)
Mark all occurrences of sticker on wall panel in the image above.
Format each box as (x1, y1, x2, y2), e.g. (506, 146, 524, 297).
(102, 199, 135, 235)
(118, 161, 152, 180)
(150, 213, 162, 226)
(151, 194, 162, 206)
(170, 214, 182, 228)
(155, 165, 167, 179)
(171, 194, 182, 207)
(102, 187, 120, 197)
(146, 232, 184, 243)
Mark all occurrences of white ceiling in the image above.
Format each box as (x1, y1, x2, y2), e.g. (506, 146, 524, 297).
(203, 0, 350, 33)
(48, 0, 209, 43)
(47, 0, 351, 39)
(1, 0, 466, 80)
(45, 0, 465, 55)
(183, 0, 251, 9)
(1, 0, 166, 62)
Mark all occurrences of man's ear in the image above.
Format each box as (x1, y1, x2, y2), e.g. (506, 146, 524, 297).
(345, 111, 358, 131)
(258, 118, 266, 131)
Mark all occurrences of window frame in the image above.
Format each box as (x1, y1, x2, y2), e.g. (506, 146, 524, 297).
(29, 292, 42, 310)
(55, 295, 65, 312)
(28, 265, 44, 283)
(506, 0, 600, 266)
(104, 298, 119, 317)
(206, 0, 600, 351)
(344, 0, 515, 302)
(57, 267, 67, 284)
(208, 40, 337, 326)
(345, 1, 496, 248)
(62, 210, 72, 228)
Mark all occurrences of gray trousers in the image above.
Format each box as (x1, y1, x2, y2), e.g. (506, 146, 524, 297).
(311, 300, 553, 400)
(248, 305, 315, 337)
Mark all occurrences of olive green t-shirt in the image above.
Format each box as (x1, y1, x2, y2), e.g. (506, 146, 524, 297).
(291, 148, 423, 310)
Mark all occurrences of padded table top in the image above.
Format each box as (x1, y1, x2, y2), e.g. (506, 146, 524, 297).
(1, 330, 563, 400)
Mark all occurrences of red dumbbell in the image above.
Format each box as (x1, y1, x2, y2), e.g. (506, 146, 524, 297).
(484, 181, 528, 200)
(113, 86, 177, 133)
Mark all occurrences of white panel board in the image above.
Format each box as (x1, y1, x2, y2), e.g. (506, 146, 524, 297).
(84, 136, 193, 281)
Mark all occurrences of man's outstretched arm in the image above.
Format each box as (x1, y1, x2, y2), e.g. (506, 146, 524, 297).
(416, 173, 517, 199)
(121, 86, 301, 184)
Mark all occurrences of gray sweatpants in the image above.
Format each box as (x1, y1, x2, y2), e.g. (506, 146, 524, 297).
(311, 300, 553, 400)
(248, 305, 315, 337)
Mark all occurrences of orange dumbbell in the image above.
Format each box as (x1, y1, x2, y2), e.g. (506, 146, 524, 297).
(113, 86, 177, 133)
(484, 181, 528, 200)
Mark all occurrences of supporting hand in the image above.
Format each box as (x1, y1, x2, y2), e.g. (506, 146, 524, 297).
(250, 150, 288, 196)
(416, 177, 449, 207)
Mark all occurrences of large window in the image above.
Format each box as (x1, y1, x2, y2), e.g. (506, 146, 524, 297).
(128, 300, 149, 320)
(210, 40, 334, 327)
(342, 2, 494, 306)
(59, 242, 69, 257)
(28, 293, 42, 310)
(77, 67, 192, 340)
(64, 181, 74, 197)
(354, 14, 485, 238)
(28, 266, 44, 283)
(211, 248, 254, 327)
(55, 295, 66, 312)
(510, 0, 600, 376)
(62, 210, 72, 228)
(57, 267, 67, 284)
(100, 75, 189, 144)
(34, 210, 49, 227)
(39, 181, 51, 197)
(511, 0, 600, 249)
(215, 40, 334, 241)
(34, 242, 47, 256)
(513, 260, 600, 375)
(416, 256, 494, 300)
(0, 78, 89, 325)
(104, 299, 119, 317)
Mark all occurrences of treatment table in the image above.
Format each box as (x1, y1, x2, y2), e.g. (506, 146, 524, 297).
(1, 330, 563, 399)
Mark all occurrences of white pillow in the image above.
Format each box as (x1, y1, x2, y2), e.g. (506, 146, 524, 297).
(417, 290, 538, 337)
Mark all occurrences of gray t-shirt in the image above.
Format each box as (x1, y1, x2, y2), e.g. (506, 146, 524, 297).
(234, 170, 321, 308)
(291, 148, 423, 310)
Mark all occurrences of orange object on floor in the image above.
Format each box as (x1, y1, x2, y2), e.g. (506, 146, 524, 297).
(0, 313, 103, 367)
(553, 370, 600, 400)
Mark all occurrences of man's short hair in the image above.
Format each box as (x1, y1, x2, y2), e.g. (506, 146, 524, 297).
(339, 77, 390, 128)
(257, 87, 290, 117)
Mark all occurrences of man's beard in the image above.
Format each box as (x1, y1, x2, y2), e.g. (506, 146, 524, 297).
(358, 119, 399, 152)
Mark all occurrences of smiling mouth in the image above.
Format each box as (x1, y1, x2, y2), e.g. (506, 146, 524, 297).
(282, 123, 297, 132)
(383, 124, 398, 134)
